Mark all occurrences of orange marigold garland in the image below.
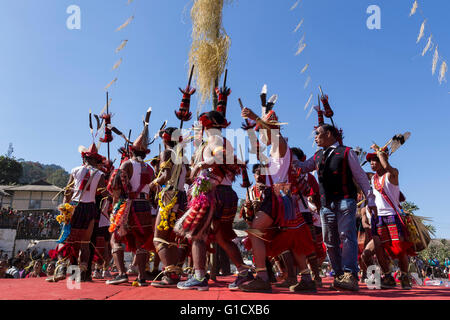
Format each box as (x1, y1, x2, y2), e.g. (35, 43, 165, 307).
(109, 199, 127, 233)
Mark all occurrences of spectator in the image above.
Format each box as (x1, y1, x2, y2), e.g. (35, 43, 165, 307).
(46, 261, 56, 277)
(25, 260, 46, 278)
(0, 260, 8, 278)
(6, 258, 22, 279)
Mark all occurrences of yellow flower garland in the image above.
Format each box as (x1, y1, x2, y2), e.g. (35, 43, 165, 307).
(157, 191, 178, 231)
(56, 203, 75, 225)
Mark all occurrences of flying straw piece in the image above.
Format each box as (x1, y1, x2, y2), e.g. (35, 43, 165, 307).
(296, 43, 307, 56)
(421, 35, 432, 56)
(306, 105, 314, 119)
(293, 19, 304, 33)
(432, 46, 439, 75)
(438, 61, 448, 84)
(115, 40, 128, 53)
(290, 0, 300, 11)
(304, 76, 311, 89)
(104, 78, 118, 91)
(416, 19, 426, 43)
(116, 16, 134, 32)
(301, 64, 309, 73)
(127, 0, 134, 4)
(304, 93, 313, 110)
(112, 58, 123, 70)
(409, 0, 418, 17)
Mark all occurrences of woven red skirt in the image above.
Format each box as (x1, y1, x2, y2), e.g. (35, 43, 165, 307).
(266, 224, 315, 259)
(117, 200, 154, 253)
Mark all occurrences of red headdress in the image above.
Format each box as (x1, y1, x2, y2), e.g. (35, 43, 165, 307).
(215, 69, 231, 117)
(78, 144, 105, 162)
(175, 65, 196, 122)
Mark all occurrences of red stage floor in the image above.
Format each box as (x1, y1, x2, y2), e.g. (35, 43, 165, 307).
(1, 276, 449, 300)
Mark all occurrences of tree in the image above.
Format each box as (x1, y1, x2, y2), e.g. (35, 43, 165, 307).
(46, 169, 70, 188)
(0, 156, 23, 185)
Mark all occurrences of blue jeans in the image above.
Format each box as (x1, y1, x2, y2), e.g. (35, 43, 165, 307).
(320, 199, 358, 276)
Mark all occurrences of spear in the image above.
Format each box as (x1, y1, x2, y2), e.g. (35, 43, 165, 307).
(106, 91, 111, 162)
(319, 86, 335, 127)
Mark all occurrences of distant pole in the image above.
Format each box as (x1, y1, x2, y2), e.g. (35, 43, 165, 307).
(106, 91, 111, 162)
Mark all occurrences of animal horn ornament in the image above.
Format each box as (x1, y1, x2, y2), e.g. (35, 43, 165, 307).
(319, 86, 334, 118)
(99, 113, 113, 143)
(175, 65, 196, 123)
(215, 69, 231, 117)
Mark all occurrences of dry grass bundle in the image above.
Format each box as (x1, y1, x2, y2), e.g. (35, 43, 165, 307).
(293, 19, 304, 33)
(432, 45, 439, 75)
(409, 0, 418, 17)
(104, 78, 118, 91)
(116, 16, 134, 32)
(301, 64, 309, 73)
(189, 36, 230, 104)
(115, 40, 128, 53)
(416, 19, 426, 43)
(296, 43, 307, 56)
(439, 61, 448, 84)
(112, 58, 123, 70)
(421, 35, 432, 56)
(189, 0, 232, 104)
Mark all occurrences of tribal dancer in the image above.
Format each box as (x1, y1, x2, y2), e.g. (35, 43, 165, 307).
(175, 97, 249, 291)
(48, 144, 107, 282)
(366, 148, 415, 289)
(291, 147, 324, 287)
(106, 110, 155, 286)
(150, 127, 190, 287)
(238, 102, 316, 293)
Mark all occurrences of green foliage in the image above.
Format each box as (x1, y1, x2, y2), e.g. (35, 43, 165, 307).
(18, 161, 70, 188)
(418, 239, 450, 262)
(0, 156, 23, 185)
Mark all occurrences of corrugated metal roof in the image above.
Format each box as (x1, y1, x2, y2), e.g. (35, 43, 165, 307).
(2, 185, 62, 192)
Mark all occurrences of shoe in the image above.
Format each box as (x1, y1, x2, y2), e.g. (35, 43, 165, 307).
(380, 274, 397, 289)
(275, 277, 298, 288)
(177, 276, 209, 291)
(334, 272, 359, 292)
(400, 274, 412, 290)
(102, 270, 112, 279)
(151, 274, 180, 288)
(228, 271, 254, 290)
(289, 279, 317, 293)
(92, 270, 103, 279)
(239, 276, 272, 293)
(106, 274, 129, 285)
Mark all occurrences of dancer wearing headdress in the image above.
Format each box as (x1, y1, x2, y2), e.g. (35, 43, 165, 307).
(47, 143, 107, 282)
(106, 109, 155, 286)
(238, 92, 316, 293)
(150, 127, 190, 287)
(175, 82, 249, 291)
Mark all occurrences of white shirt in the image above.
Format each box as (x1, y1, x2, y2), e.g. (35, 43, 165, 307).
(372, 173, 400, 216)
(71, 165, 103, 203)
(265, 147, 291, 186)
(130, 159, 150, 194)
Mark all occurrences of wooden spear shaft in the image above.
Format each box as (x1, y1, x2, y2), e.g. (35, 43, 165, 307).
(106, 91, 110, 162)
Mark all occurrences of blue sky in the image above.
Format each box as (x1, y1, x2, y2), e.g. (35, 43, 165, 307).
(0, 0, 449, 237)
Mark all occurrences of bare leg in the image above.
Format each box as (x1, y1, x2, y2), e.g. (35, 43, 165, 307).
(249, 212, 273, 281)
